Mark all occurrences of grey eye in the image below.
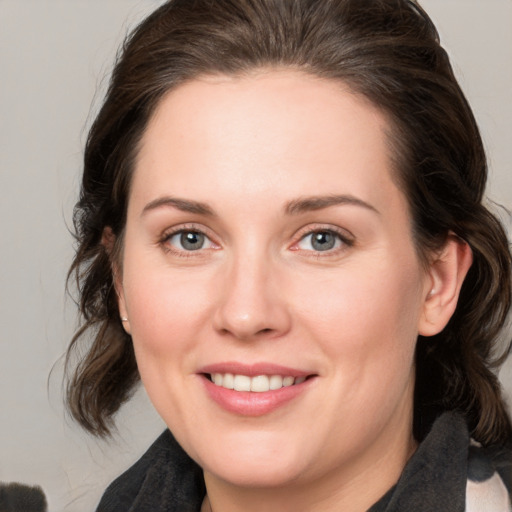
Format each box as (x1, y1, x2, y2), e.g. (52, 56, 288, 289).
(311, 231, 336, 251)
(297, 230, 342, 252)
(179, 231, 206, 251)
(166, 230, 213, 252)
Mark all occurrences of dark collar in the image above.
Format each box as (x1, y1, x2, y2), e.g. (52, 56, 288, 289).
(368, 412, 468, 512)
(96, 430, 205, 512)
(97, 412, 469, 512)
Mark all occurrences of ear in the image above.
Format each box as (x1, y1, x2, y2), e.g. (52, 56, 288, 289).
(418, 234, 473, 337)
(102, 227, 131, 334)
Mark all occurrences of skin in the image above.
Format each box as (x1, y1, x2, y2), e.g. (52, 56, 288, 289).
(115, 70, 471, 512)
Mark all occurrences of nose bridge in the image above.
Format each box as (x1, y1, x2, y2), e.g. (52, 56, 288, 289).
(213, 242, 290, 340)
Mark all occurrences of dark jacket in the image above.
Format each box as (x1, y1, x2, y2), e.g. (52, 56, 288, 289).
(97, 412, 511, 512)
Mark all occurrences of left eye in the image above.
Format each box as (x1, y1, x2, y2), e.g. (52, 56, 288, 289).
(297, 230, 344, 252)
(166, 230, 215, 251)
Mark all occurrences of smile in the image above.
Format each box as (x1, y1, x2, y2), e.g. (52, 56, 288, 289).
(199, 363, 316, 415)
(209, 373, 307, 392)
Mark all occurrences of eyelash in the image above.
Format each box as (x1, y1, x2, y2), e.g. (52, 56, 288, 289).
(290, 225, 355, 257)
(158, 224, 354, 257)
(159, 224, 219, 257)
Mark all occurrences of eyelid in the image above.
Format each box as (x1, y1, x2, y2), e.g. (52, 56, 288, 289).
(159, 223, 220, 254)
(289, 224, 355, 253)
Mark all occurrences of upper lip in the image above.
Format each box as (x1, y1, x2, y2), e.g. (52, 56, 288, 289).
(198, 362, 314, 378)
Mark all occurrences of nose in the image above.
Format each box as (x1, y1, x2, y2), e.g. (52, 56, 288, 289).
(212, 251, 292, 341)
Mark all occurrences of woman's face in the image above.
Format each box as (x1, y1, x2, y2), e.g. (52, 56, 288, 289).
(117, 71, 434, 492)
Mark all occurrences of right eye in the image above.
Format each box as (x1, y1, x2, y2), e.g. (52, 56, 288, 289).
(163, 229, 216, 253)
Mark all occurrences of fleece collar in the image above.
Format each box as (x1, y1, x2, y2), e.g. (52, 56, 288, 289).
(97, 412, 511, 512)
(368, 412, 468, 512)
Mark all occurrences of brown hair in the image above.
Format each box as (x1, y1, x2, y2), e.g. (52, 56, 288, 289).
(67, 0, 512, 444)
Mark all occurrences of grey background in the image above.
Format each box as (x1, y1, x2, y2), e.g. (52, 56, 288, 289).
(1, 1, 511, 510)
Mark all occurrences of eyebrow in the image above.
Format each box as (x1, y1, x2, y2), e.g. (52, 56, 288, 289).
(141, 196, 216, 217)
(285, 195, 380, 215)
(141, 194, 379, 217)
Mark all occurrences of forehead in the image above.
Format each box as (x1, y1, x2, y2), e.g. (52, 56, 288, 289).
(132, 70, 405, 218)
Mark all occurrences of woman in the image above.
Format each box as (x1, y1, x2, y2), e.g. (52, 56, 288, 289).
(66, 0, 512, 510)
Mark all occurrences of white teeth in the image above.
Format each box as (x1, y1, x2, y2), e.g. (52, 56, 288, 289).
(233, 375, 251, 391)
(251, 375, 269, 392)
(269, 375, 284, 390)
(283, 376, 294, 387)
(223, 373, 234, 389)
(210, 373, 306, 392)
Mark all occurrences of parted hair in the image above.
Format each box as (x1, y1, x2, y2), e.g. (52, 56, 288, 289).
(67, 0, 512, 443)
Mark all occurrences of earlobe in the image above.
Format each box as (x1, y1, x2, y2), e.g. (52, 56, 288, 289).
(116, 286, 131, 335)
(418, 234, 473, 337)
(102, 227, 131, 334)
(114, 268, 132, 335)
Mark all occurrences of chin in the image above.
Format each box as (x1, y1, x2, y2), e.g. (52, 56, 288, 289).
(194, 431, 311, 488)
(206, 457, 305, 488)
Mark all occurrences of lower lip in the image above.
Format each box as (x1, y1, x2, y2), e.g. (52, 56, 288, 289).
(201, 376, 314, 416)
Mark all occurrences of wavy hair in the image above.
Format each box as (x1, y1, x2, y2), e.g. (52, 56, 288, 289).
(66, 0, 512, 443)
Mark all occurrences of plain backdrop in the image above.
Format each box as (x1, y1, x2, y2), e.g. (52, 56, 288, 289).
(1, 1, 511, 510)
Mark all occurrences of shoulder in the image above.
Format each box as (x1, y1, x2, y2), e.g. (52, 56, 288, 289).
(466, 441, 512, 512)
(95, 430, 205, 512)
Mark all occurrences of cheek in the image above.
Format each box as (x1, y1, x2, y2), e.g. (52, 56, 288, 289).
(121, 266, 219, 419)
(122, 262, 216, 363)
(297, 256, 422, 337)
(292, 254, 424, 388)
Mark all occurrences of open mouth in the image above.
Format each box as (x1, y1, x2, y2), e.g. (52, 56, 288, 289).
(206, 373, 312, 392)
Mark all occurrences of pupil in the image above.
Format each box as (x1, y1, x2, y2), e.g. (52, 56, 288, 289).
(181, 231, 204, 250)
(312, 231, 335, 251)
